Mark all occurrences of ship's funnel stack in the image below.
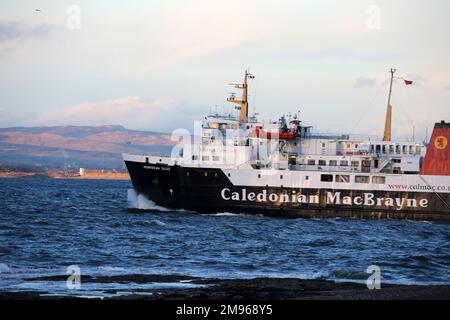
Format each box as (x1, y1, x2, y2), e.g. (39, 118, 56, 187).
(420, 121, 450, 176)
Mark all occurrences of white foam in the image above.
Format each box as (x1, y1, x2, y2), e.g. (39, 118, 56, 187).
(127, 189, 170, 211)
(211, 212, 239, 217)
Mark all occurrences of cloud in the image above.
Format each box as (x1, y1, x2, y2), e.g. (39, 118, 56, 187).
(0, 21, 52, 42)
(0, 21, 54, 57)
(35, 96, 200, 132)
(353, 77, 377, 89)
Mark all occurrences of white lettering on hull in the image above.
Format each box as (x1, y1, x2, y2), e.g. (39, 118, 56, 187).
(220, 188, 429, 210)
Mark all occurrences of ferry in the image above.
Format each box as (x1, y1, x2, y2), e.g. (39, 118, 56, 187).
(124, 70, 450, 220)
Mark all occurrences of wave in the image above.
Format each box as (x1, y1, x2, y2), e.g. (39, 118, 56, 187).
(126, 189, 171, 211)
(0, 263, 11, 273)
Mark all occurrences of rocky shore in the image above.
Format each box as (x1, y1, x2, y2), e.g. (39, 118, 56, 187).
(1, 274, 449, 300)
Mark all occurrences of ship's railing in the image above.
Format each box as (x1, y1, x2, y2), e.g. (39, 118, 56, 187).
(288, 164, 367, 173)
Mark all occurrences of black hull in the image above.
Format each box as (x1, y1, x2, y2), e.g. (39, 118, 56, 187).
(125, 161, 450, 220)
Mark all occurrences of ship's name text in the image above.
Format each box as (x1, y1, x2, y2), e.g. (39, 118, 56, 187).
(220, 188, 428, 210)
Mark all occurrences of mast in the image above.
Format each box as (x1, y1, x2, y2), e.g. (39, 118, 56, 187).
(383, 68, 396, 141)
(227, 70, 254, 123)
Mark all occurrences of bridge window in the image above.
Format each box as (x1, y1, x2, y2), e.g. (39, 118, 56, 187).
(202, 156, 209, 161)
(355, 175, 369, 183)
(212, 156, 220, 161)
(336, 175, 350, 183)
(192, 155, 198, 161)
(402, 145, 407, 153)
(258, 174, 261, 178)
(307, 160, 316, 165)
(340, 160, 348, 166)
(389, 145, 394, 154)
(320, 174, 333, 182)
(351, 161, 359, 167)
(280, 175, 283, 179)
(318, 160, 326, 166)
(372, 176, 386, 184)
(329, 160, 337, 166)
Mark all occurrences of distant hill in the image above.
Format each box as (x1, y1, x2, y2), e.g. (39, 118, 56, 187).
(0, 125, 175, 169)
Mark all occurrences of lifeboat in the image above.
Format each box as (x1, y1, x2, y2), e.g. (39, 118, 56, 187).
(250, 126, 300, 140)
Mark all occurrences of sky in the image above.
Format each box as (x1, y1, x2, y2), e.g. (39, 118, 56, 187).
(0, 0, 449, 140)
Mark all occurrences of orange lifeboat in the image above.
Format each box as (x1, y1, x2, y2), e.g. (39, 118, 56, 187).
(250, 126, 300, 140)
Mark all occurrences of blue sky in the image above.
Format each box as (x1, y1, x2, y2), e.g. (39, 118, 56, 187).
(0, 0, 449, 140)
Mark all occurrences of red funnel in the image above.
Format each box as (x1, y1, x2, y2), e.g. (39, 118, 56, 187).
(420, 121, 450, 176)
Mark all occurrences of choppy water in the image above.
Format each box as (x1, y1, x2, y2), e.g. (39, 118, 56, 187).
(0, 178, 449, 297)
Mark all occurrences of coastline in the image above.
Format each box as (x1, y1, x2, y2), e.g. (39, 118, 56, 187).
(1, 275, 449, 300)
(0, 170, 130, 180)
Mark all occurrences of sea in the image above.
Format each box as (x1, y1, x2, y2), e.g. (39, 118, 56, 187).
(0, 177, 449, 297)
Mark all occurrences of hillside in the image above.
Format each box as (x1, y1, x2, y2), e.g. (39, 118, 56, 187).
(0, 125, 174, 169)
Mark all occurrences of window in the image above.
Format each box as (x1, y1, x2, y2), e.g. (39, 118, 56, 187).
(204, 172, 208, 177)
(370, 144, 374, 153)
(305, 176, 309, 180)
(320, 174, 333, 182)
(192, 155, 198, 161)
(212, 156, 220, 161)
(322, 143, 326, 148)
(351, 161, 359, 167)
(329, 160, 337, 166)
(186, 171, 190, 176)
(389, 145, 394, 154)
(318, 160, 326, 166)
(372, 176, 386, 184)
(355, 175, 370, 183)
(382, 145, 386, 154)
(280, 175, 283, 179)
(402, 145, 407, 153)
(396, 145, 401, 154)
(340, 160, 348, 166)
(202, 156, 209, 161)
(307, 160, 316, 165)
(336, 175, 350, 183)
(409, 145, 414, 154)
(227, 173, 231, 177)
(258, 174, 261, 179)
(376, 145, 381, 153)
